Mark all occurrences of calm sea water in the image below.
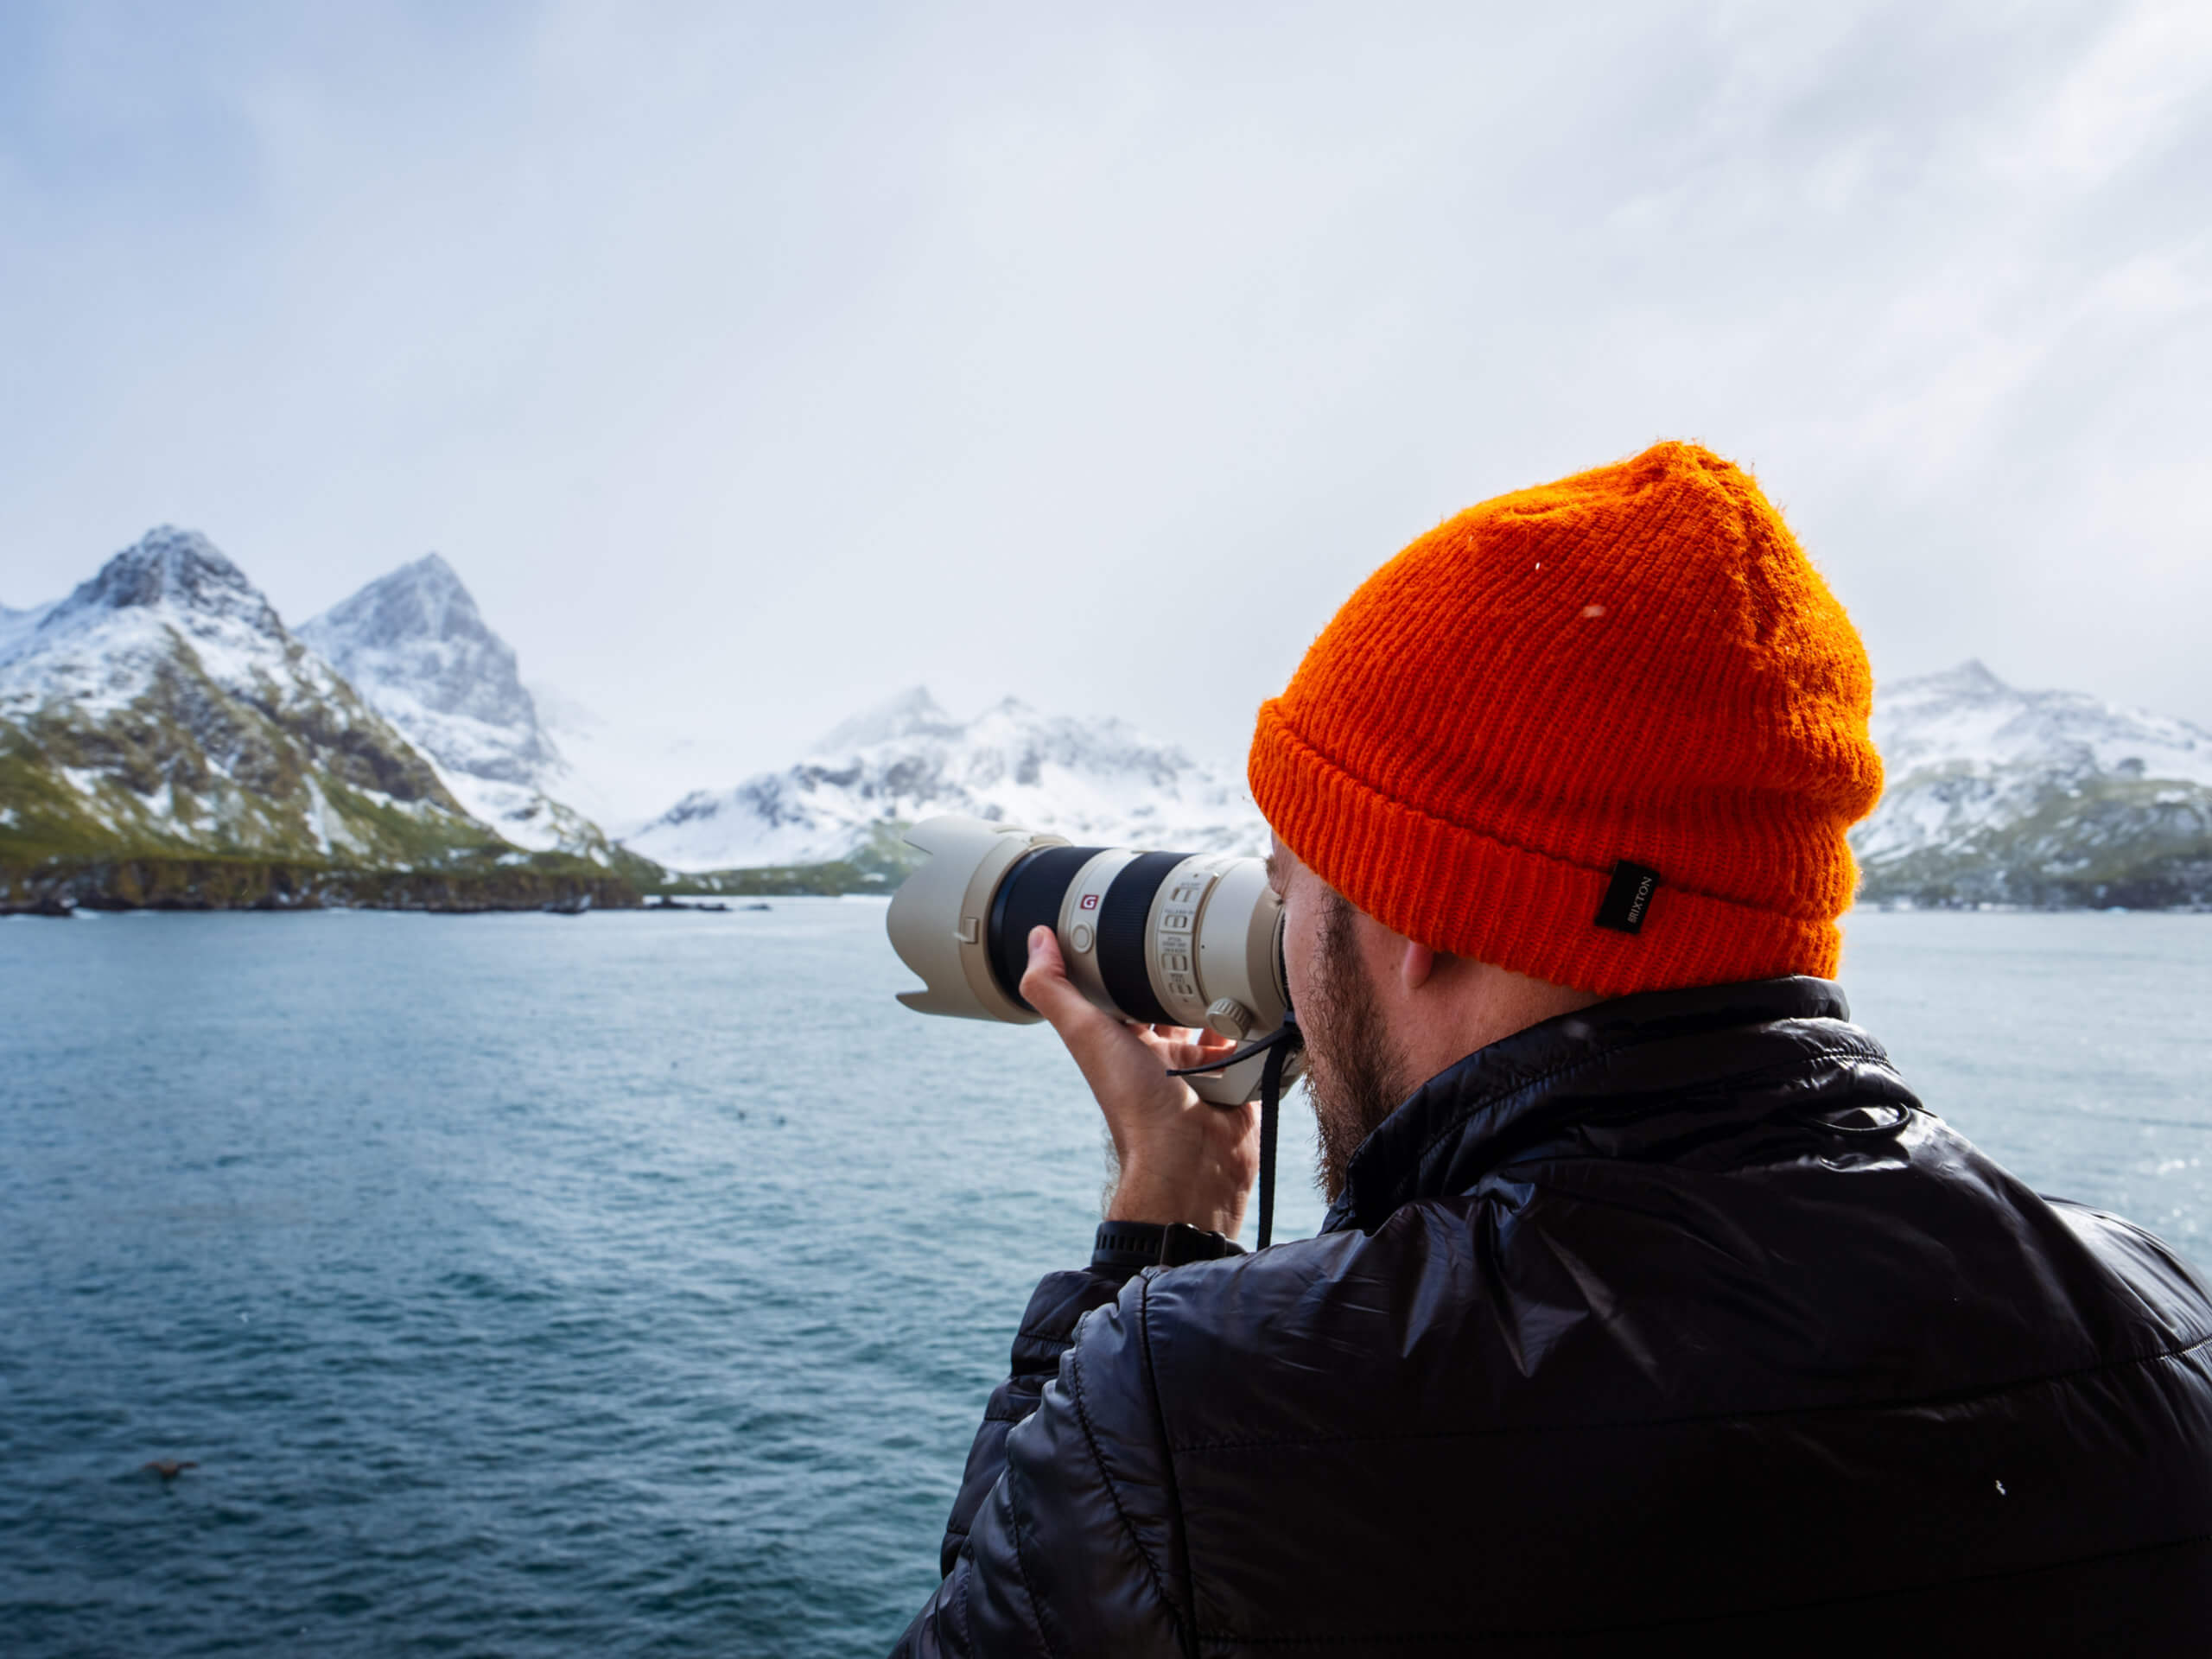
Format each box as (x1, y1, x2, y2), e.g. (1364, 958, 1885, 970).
(3, 904, 2208, 1655)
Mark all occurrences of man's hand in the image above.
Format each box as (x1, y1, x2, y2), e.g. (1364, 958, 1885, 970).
(1020, 925, 1260, 1238)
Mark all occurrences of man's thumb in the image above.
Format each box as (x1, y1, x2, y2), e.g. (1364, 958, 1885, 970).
(1020, 925, 1084, 1021)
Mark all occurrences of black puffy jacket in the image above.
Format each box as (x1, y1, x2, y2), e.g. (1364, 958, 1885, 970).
(894, 978, 2212, 1655)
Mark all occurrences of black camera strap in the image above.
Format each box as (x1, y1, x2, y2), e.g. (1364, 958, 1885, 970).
(1168, 1010, 1301, 1249)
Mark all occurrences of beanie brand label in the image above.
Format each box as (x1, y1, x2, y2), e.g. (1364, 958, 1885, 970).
(1596, 861, 1661, 934)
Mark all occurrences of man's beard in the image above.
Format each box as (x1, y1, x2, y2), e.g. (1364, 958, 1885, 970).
(1300, 890, 1414, 1203)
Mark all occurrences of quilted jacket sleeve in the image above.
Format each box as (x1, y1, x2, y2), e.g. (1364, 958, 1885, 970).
(893, 1268, 1194, 1659)
(931, 1268, 1126, 1578)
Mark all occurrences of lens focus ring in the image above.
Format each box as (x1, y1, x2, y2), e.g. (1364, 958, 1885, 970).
(1095, 852, 1182, 1026)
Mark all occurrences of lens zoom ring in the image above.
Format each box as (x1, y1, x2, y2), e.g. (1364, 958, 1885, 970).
(988, 847, 1105, 1011)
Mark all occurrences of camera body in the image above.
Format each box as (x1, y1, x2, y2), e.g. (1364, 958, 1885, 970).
(887, 816, 1296, 1106)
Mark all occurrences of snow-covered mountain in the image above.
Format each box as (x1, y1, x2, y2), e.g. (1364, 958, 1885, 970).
(300, 556, 613, 860)
(624, 688, 1267, 873)
(0, 527, 496, 866)
(622, 666, 2212, 906)
(1851, 661, 2212, 907)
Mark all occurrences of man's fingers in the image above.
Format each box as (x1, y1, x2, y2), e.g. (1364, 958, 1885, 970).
(1024, 936, 1243, 1110)
(1151, 1023, 1234, 1048)
(1154, 1027, 1238, 1064)
(1164, 1040, 1226, 1071)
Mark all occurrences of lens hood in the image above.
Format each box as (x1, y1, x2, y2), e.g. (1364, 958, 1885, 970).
(886, 816, 1068, 1023)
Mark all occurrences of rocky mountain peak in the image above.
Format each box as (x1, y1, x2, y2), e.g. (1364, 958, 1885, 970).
(310, 552, 493, 652)
(302, 556, 537, 741)
(1909, 658, 2006, 699)
(54, 526, 280, 636)
(297, 556, 616, 859)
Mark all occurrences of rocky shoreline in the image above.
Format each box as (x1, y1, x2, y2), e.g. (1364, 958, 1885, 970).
(12, 847, 2211, 918)
(1857, 854, 2212, 912)
(0, 856, 644, 916)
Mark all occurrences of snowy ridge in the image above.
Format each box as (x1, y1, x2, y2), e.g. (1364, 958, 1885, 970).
(810, 685, 963, 756)
(1871, 660, 2212, 787)
(624, 688, 1267, 873)
(0, 600, 58, 667)
(301, 556, 610, 859)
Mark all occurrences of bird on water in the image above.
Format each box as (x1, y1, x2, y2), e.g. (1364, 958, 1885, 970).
(143, 1460, 198, 1480)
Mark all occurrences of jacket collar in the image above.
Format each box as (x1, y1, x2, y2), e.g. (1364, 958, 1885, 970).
(1319, 976, 1872, 1236)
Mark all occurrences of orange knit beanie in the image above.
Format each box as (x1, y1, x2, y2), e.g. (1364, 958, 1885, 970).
(1248, 441, 1883, 997)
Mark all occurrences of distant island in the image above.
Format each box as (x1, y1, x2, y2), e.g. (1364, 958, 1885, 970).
(4, 528, 2209, 914)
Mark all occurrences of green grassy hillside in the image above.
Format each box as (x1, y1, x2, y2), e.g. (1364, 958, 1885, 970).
(1855, 774, 2212, 908)
(1, 700, 650, 913)
(0, 634, 503, 868)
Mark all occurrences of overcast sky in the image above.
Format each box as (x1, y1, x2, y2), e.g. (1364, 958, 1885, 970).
(3, 1, 2208, 805)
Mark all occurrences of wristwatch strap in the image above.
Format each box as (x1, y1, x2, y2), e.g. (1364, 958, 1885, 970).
(1092, 1220, 1241, 1275)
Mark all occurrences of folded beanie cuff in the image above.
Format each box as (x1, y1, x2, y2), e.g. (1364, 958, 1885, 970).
(1248, 700, 1842, 998)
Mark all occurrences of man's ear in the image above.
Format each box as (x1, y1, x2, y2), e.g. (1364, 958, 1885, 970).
(1399, 938, 1440, 992)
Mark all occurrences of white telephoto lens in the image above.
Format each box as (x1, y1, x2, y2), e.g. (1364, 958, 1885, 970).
(886, 815, 1294, 1105)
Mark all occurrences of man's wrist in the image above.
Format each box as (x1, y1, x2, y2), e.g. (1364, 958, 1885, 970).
(1091, 1219, 1243, 1275)
(1104, 1166, 1243, 1237)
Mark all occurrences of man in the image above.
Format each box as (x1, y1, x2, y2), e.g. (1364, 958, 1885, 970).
(893, 442, 2212, 1654)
